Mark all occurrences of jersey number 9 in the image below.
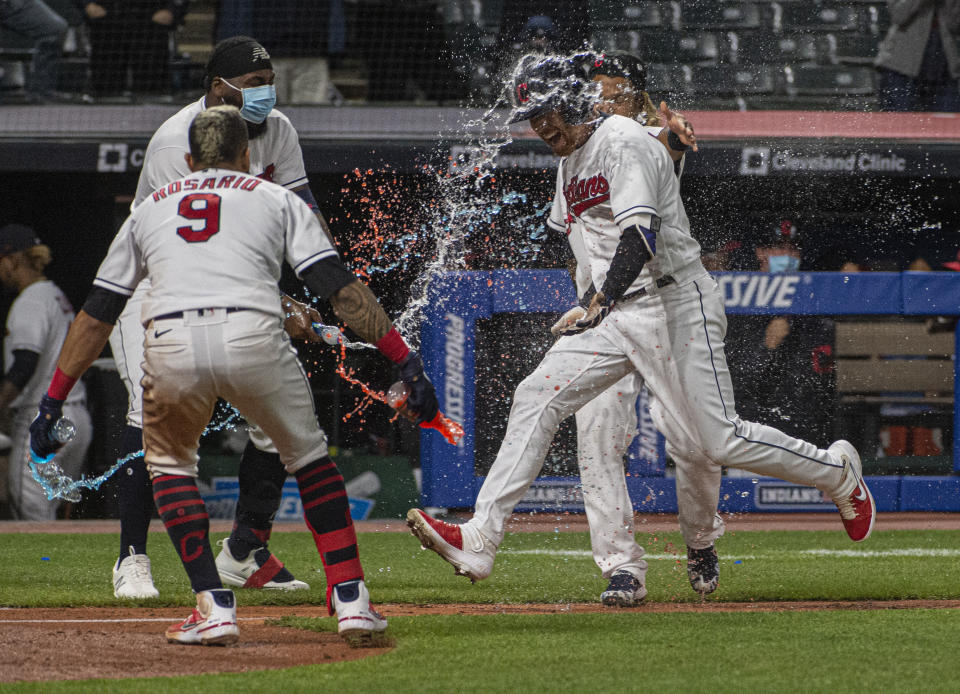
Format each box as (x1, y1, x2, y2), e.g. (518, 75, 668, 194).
(177, 193, 221, 243)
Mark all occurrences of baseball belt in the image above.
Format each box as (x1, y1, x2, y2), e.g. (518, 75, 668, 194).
(152, 307, 247, 321)
(619, 275, 675, 303)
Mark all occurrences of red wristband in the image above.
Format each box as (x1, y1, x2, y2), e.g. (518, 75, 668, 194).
(47, 367, 77, 401)
(375, 327, 411, 364)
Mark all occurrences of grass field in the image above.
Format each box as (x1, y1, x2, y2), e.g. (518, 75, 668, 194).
(4, 525, 960, 691)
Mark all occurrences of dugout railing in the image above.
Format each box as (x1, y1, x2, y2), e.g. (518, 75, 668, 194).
(418, 270, 960, 513)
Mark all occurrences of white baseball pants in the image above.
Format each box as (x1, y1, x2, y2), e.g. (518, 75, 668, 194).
(469, 269, 845, 563)
(140, 309, 327, 478)
(575, 373, 648, 579)
(110, 292, 278, 453)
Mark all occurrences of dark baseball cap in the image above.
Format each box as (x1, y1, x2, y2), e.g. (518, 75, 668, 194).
(0, 224, 41, 256)
(771, 219, 800, 245)
(589, 51, 647, 92)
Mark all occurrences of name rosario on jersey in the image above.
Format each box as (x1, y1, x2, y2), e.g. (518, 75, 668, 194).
(151, 174, 262, 202)
(563, 173, 610, 217)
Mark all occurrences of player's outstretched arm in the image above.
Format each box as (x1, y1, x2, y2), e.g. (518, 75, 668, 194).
(299, 257, 439, 422)
(656, 101, 697, 157)
(29, 310, 115, 459)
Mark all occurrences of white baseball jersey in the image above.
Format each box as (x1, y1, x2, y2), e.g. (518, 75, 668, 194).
(96, 168, 336, 324)
(4, 280, 86, 409)
(547, 115, 701, 298)
(134, 96, 308, 206)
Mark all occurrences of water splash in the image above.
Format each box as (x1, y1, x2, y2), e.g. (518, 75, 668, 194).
(32, 407, 247, 501)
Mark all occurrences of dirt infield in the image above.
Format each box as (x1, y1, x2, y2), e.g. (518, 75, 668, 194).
(2, 512, 958, 682)
(4, 599, 960, 682)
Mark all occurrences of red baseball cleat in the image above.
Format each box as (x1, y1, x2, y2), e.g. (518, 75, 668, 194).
(406, 508, 495, 582)
(829, 440, 875, 542)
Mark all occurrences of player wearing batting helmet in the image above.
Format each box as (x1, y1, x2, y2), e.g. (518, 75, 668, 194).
(409, 53, 875, 598)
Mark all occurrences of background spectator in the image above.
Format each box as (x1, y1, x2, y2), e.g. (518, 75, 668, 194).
(78, 0, 189, 98)
(875, 0, 960, 111)
(0, 0, 68, 102)
(726, 221, 836, 449)
(251, 0, 345, 104)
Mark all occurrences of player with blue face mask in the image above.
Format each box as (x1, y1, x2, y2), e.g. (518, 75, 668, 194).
(759, 220, 802, 273)
(105, 36, 344, 602)
(220, 78, 277, 124)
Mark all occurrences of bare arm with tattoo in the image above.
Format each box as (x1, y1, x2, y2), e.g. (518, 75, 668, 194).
(328, 280, 393, 344)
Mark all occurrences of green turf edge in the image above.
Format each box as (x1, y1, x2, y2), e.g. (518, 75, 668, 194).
(5, 611, 960, 693)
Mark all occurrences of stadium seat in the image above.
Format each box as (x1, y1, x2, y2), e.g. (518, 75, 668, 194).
(776, 4, 865, 32)
(824, 33, 881, 64)
(592, 29, 648, 55)
(679, 1, 764, 30)
(0, 60, 26, 90)
(646, 63, 686, 95)
(675, 32, 723, 65)
(731, 32, 822, 65)
(590, 1, 665, 28)
(785, 65, 875, 96)
(690, 65, 778, 96)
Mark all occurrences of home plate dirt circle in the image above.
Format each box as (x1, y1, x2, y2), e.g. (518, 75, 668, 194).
(5, 599, 960, 682)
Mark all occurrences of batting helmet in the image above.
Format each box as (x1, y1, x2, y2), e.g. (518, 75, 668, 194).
(505, 52, 600, 125)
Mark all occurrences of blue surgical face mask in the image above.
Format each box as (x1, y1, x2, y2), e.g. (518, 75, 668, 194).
(768, 254, 800, 273)
(222, 78, 276, 123)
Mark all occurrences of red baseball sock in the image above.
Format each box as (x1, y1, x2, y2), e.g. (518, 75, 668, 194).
(295, 457, 363, 614)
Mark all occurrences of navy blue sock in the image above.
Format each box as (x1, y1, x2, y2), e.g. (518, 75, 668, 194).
(152, 474, 221, 593)
(228, 440, 286, 560)
(117, 425, 153, 563)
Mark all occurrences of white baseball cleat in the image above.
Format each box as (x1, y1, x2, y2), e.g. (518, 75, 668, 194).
(165, 589, 239, 646)
(215, 539, 309, 590)
(332, 579, 387, 646)
(113, 546, 159, 599)
(406, 508, 495, 582)
(828, 440, 875, 542)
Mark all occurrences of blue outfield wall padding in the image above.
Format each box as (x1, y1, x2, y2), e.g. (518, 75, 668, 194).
(717, 272, 902, 315)
(900, 477, 960, 512)
(420, 271, 491, 508)
(502, 476, 901, 515)
(420, 270, 960, 511)
(902, 272, 960, 315)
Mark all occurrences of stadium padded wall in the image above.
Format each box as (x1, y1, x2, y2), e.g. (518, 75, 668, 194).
(420, 270, 960, 513)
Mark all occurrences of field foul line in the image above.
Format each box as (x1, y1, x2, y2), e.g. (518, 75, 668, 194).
(502, 548, 960, 560)
(0, 617, 269, 624)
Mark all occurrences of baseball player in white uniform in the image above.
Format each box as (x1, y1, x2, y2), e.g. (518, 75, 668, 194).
(30, 105, 438, 645)
(0, 224, 91, 520)
(408, 54, 875, 600)
(110, 36, 329, 599)
(558, 51, 720, 605)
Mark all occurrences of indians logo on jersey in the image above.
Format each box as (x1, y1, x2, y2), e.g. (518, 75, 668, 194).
(564, 173, 609, 217)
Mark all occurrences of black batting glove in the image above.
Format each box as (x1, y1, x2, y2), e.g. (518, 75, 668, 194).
(29, 394, 65, 460)
(574, 291, 612, 332)
(399, 352, 439, 424)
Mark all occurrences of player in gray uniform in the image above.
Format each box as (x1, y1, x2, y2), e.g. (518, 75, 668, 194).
(30, 105, 438, 645)
(109, 36, 330, 598)
(408, 53, 875, 599)
(0, 224, 91, 520)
